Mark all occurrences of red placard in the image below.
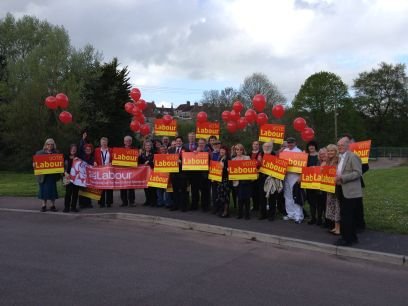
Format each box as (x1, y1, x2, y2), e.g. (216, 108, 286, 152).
(154, 154, 179, 173)
(33, 154, 64, 175)
(279, 151, 308, 173)
(182, 152, 209, 171)
(196, 122, 220, 139)
(86, 165, 150, 189)
(78, 188, 102, 200)
(259, 155, 288, 180)
(154, 119, 177, 136)
(320, 166, 337, 193)
(228, 159, 258, 180)
(301, 166, 322, 190)
(147, 171, 170, 189)
(208, 160, 222, 182)
(349, 140, 371, 164)
(259, 124, 285, 144)
(111, 148, 139, 167)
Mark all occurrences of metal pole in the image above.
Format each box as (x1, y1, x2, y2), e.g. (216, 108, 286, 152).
(334, 100, 338, 142)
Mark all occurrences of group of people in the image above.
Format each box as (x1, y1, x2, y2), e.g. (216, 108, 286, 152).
(35, 131, 366, 247)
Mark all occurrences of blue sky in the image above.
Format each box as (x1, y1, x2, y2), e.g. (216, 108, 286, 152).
(1, 0, 407, 106)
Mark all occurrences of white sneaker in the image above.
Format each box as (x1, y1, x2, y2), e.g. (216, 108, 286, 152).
(295, 219, 302, 224)
(283, 216, 290, 221)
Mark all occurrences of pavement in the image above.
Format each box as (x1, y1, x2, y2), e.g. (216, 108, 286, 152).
(1, 212, 407, 306)
(0, 191, 407, 266)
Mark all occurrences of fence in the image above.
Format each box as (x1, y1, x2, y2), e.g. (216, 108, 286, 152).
(370, 147, 408, 159)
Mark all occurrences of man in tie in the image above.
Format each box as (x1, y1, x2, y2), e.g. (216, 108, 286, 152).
(334, 137, 363, 246)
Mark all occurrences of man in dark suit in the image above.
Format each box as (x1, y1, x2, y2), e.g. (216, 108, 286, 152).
(183, 132, 197, 152)
(334, 137, 363, 246)
(168, 136, 189, 211)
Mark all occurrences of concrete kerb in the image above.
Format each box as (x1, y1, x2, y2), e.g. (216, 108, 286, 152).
(1, 208, 406, 266)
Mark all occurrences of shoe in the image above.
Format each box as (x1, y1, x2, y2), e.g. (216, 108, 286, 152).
(41, 206, 47, 212)
(143, 202, 149, 206)
(258, 216, 267, 220)
(99, 205, 105, 208)
(49, 206, 58, 212)
(295, 220, 302, 224)
(268, 217, 275, 221)
(63, 208, 70, 213)
(283, 216, 290, 221)
(237, 215, 243, 219)
(71, 208, 79, 213)
(170, 207, 178, 211)
(330, 231, 341, 236)
(334, 239, 353, 247)
(316, 220, 322, 226)
(220, 213, 229, 218)
(307, 219, 316, 225)
(107, 204, 111, 208)
(245, 216, 250, 220)
(120, 203, 128, 207)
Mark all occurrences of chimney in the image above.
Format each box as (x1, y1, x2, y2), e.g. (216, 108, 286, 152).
(186, 101, 190, 107)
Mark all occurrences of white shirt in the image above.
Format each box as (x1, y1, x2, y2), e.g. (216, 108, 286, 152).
(337, 151, 347, 176)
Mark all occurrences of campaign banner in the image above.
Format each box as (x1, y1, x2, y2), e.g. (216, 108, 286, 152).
(111, 147, 139, 167)
(147, 171, 170, 189)
(320, 166, 337, 193)
(208, 160, 222, 182)
(182, 152, 209, 171)
(259, 124, 285, 144)
(78, 188, 102, 201)
(301, 166, 322, 190)
(196, 122, 220, 139)
(228, 159, 258, 181)
(154, 154, 179, 173)
(33, 154, 64, 175)
(349, 140, 371, 164)
(279, 151, 308, 173)
(259, 155, 288, 180)
(166, 181, 173, 193)
(154, 119, 177, 136)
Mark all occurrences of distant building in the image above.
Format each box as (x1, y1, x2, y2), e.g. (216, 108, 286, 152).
(174, 101, 202, 120)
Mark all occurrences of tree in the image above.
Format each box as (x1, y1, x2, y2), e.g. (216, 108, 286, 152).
(353, 62, 408, 145)
(239, 72, 285, 109)
(292, 71, 350, 144)
(200, 87, 240, 120)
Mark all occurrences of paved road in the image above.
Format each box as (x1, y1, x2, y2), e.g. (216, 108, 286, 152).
(1, 211, 407, 306)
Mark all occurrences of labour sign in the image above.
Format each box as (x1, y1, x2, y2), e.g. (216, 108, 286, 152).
(33, 154, 64, 175)
(154, 154, 179, 173)
(279, 151, 308, 173)
(154, 119, 177, 137)
(182, 152, 209, 171)
(259, 124, 285, 144)
(111, 148, 139, 167)
(259, 154, 288, 180)
(228, 159, 258, 181)
(196, 122, 220, 139)
(349, 140, 371, 164)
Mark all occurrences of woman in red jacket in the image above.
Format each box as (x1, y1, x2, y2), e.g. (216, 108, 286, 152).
(94, 137, 113, 207)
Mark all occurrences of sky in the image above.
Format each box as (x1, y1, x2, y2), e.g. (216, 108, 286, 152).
(1, 0, 408, 107)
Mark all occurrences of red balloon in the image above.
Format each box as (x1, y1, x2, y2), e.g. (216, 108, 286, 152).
(301, 127, 315, 141)
(221, 110, 231, 122)
(232, 101, 244, 113)
(59, 111, 72, 124)
(130, 88, 141, 102)
(252, 94, 266, 112)
(237, 117, 248, 129)
(135, 99, 147, 111)
(272, 104, 285, 119)
(140, 124, 150, 136)
(244, 109, 257, 124)
(132, 106, 142, 116)
(136, 114, 146, 124)
(45, 96, 57, 109)
(124, 102, 135, 114)
(226, 121, 238, 133)
(162, 114, 173, 125)
(196, 111, 208, 123)
(293, 117, 307, 132)
(56, 93, 69, 109)
(256, 113, 268, 126)
(130, 120, 141, 132)
(229, 110, 240, 121)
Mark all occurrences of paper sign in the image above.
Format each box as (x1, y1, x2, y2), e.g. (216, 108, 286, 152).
(196, 122, 220, 139)
(208, 160, 222, 182)
(182, 152, 209, 171)
(349, 140, 371, 164)
(154, 154, 179, 173)
(33, 154, 64, 175)
(279, 151, 308, 173)
(78, 188, 102, 200)
(154, 119, 177, 136)
(301, 166, 322, 190)
(259, 124, 285, 144)
(111, 148, 139, 167)
(228, 159, 258, 180)
(259, 154, 288, 180)
(320, 166, 337, 193)
(147, 171, 170, 189)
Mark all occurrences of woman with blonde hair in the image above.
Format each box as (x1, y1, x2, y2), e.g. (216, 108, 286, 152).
(326, 144, 341, 235)
(232, 143, 252, 219)
(34, 138, 60, 212)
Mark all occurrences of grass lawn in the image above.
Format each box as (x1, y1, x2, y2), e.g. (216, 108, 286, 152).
(0, 167, 407, 234)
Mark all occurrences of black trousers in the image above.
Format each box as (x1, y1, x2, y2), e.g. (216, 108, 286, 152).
(144, 187, 157, 206)
(251, 179, 261, 210)
(64, 183, 79, 210)
(171, 173, 189, 211)
(99, 190, 113, 206)
(211, 182, 218, 211)
(190, 173, 210, 211)
(277, 191, 286, 215)
(120, 189, 135, 206)
(307, 189, 321, 221)
(338, 187, 359, 243)
(354, 198, 366, 230)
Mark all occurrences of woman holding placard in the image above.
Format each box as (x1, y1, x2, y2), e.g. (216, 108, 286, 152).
(216, 145, 230, 218)
(34, 138, 59, 212)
